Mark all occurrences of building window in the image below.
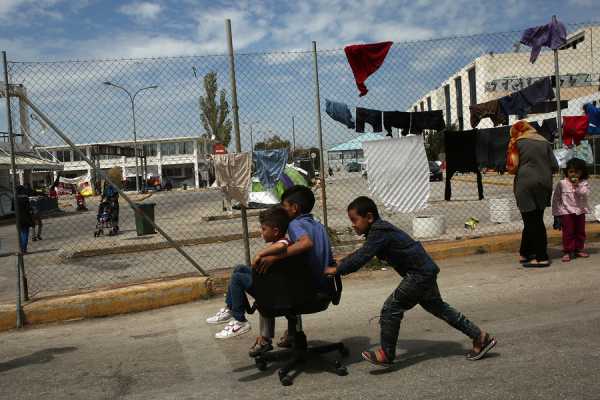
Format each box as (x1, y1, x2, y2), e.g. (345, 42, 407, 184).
(427, 97, 432, 111)
(413, 106, 418, 112)
(455, 77, 464, 131)
(72, 148, 85, 161)
(55, 150, 72, 162)
(444, 84, 451, 127)
(143, 143, 157, 157)
(178, 141, 194, 155)
(420, 102, 424, 112)
(468, 67, 477, 106)
(160, 143, 177, 156)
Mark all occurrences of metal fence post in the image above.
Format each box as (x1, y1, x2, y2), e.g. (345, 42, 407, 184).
(553, 48, 563, 146)
(226, 19, 252, 266)
(312, 41, 329, 229)
(3, 51, 24, 328)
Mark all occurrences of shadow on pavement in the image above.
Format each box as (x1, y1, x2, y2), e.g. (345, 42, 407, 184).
(0, 346, 78, 373)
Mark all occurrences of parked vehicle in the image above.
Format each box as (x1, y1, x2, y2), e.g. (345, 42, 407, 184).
(429, 161, 443, 182)
(345, 161, 361, 172)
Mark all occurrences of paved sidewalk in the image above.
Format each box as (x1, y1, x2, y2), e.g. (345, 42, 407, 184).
(1, 243, 599, 399)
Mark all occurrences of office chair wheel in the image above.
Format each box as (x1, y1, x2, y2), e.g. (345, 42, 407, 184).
(339, 345, 349, 357)
(334, 361, 348, 376)
(278, 370, 293, 386)
(255, 358, 268, 371)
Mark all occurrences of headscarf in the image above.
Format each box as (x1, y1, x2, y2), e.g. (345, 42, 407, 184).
(506, 120, 548, 174)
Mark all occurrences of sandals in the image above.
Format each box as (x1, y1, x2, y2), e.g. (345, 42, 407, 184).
(522, 259, 550, 268)
(561, 253, 572, 263)
(249, 337, 273, 358)
(277, 330, 293, 348)
(466, 333, 497, 361)
(575, 251, 589, 258)
(361, 348, 393, 366)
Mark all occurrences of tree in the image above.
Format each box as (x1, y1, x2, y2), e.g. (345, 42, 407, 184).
(254, 135, 291, 151)
(199, 72, 232, 147)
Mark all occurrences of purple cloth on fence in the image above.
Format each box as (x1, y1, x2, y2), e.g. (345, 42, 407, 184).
(520, 17, 567, 63)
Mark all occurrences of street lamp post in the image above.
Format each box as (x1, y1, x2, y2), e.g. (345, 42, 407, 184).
(242, 120, 259, 151)
(103, 81, 158, 193)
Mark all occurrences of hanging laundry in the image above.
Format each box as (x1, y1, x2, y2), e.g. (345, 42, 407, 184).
(253, 149, 288, 189)
(362, 136, 429, 213)
(528, 100, 568, 114)
(469, 99, 508, 128)
(325, 99, 355, 129)
(583, 102, 600, 134)
(383, 111, 410, 135)
(530, 118, 558, 143)
(444, 130, 484, 201)
(356, 107, 383, 133)
(344, 41, 393, 96)
(475, 126, 511, 173)
(409, 110, 445, 134)
(520, 17, 567, 63)
(562, 115, 589, 146)
(214, 153, 252, 207)
(500, 77, 554, 118)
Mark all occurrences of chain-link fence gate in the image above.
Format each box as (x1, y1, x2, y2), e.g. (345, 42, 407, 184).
(1, 21, 599, 310)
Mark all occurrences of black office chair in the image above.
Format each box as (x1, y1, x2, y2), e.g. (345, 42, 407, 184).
(249, 256, 348, 386)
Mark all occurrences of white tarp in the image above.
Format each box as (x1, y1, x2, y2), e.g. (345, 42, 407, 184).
(363, 136, 430, 213)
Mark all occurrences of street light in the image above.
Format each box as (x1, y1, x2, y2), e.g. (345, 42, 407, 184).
(103, 81, 158, 193)
(242, 120, 259, 151)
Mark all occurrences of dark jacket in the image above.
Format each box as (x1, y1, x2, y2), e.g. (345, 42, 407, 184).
(337, 219, 439, 277)
(16, 195, 34, 229)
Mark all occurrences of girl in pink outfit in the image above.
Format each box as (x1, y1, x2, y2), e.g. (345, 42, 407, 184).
(552, 158, 591, 262)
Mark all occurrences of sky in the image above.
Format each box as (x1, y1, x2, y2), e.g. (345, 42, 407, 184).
(1, 0, 599, 150)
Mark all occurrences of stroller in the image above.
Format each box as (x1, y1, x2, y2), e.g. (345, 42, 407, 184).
(94, 199, 118, 237)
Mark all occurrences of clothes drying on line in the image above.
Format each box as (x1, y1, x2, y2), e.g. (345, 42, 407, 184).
(344, 41, 393, 96)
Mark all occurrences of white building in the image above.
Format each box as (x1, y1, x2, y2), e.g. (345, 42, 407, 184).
(409, 26, 600, 131)
(41, 136, 213, 190)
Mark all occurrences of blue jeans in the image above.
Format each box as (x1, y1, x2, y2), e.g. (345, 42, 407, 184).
(19, 228, 29, 252)
(225, 265, 253, 322)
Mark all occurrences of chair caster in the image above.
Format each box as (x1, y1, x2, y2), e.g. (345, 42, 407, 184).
(278, 370, 293, 386)
(334, 361, 348, 376)
(255, 358, 268, 371)
(339, 345, 349, 357)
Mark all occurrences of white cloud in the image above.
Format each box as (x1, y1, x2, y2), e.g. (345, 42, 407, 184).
(119, 2, 162, 21)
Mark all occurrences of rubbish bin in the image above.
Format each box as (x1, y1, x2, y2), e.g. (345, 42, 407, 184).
(182, 183, 187, 190)
(134, 203, 156, 236)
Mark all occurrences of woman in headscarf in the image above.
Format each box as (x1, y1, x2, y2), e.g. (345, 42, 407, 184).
(507, 120, 559, 267)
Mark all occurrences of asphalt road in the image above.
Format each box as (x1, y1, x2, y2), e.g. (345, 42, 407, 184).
(1, 244, 599, 399)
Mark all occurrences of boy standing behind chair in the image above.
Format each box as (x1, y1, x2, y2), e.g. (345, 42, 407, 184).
(251, 185, 336, 355)
(325, 196, 496, 366)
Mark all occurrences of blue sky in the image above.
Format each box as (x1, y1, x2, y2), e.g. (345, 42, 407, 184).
(1, 0, 598, 60)
(1, 0, 599, 149)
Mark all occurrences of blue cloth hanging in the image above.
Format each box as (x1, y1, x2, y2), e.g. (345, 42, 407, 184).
(253, 149, 288, 189)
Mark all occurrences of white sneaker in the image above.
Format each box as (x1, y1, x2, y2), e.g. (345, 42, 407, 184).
(206, 308, 232, 325)
(215, 320, 251, 339)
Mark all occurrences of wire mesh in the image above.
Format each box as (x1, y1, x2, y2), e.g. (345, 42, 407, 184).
(1, 22, 599, 300)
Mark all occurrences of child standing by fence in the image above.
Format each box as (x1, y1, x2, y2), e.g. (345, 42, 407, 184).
(552, 157, 591, 262)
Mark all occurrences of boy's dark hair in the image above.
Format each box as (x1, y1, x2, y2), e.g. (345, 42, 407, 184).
(259, 206, 290, 233)
(347, 196, 380, 220)
(565, 157, 589, 180)
(281, 185, 315, 214)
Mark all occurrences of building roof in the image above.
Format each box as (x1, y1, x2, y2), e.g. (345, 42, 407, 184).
(0, 153, 63, 170)
(41, 135, 205, 151)
(327, 132, 386, 152)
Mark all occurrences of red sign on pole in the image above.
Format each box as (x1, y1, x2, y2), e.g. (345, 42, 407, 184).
(213, 143, 227, 154)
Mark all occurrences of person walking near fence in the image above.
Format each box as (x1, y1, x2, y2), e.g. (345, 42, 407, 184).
(15, 185, 34, 254)
(507, 121, 559, 267)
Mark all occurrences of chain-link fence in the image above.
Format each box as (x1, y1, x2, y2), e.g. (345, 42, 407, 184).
(1, 21, 599, 303)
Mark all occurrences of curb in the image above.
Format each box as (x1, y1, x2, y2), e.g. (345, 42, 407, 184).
(0, 276, 211, 332)
(2, 223, 599, 333)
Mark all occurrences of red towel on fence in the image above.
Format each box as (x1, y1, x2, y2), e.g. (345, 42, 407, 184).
(562, 116, 589, 146)
(344, 41, 393, 96)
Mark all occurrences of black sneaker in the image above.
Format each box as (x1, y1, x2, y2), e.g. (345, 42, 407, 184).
(249, 338, 273, 358)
